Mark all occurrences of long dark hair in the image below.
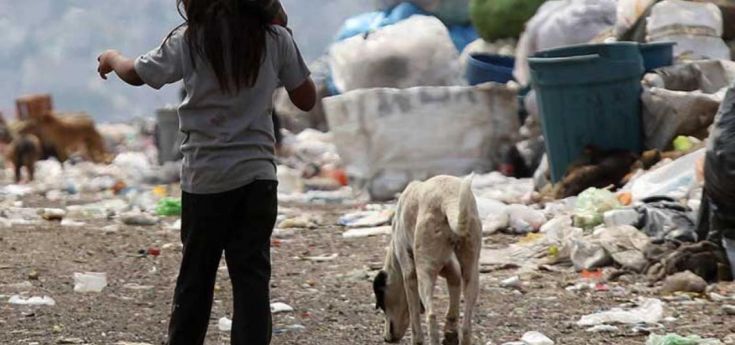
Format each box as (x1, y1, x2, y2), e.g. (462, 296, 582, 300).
(176, 0, 276, 93)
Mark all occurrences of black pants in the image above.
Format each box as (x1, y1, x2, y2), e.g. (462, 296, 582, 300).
(167, 180, 278, 345)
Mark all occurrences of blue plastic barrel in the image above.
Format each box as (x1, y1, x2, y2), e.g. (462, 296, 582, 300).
(466, 54, 515, 85)
(529, 42, 645, 182)
(640, 42, 676, 71)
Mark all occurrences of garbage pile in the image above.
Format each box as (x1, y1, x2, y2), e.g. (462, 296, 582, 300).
(269, 0, 735, 288)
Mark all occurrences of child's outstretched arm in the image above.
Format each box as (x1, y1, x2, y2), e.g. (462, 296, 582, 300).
(97, 50, 144, 86)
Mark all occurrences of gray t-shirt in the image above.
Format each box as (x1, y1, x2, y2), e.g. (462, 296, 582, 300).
(135, 25, 310, 194)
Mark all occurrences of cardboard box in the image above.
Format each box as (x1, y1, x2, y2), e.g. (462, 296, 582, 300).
(16, 94, 53, 121)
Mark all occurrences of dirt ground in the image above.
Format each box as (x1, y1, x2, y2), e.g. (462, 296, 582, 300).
(1, 197, 735, 345)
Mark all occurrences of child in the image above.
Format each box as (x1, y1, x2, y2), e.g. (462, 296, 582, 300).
(97, 0, 316, 344)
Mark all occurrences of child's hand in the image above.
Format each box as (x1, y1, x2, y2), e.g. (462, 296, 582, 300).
(97, 50, 121, 80)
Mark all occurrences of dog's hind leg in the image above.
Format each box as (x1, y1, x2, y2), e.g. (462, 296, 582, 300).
(441, 259, 461, 345)
(417, 266, 440, 345)
(459, 259, 479, 345)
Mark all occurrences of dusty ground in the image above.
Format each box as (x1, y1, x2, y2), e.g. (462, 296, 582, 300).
(1, 197, 734, 345)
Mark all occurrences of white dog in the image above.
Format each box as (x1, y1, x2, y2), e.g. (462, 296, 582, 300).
(373, 175, 482, 345)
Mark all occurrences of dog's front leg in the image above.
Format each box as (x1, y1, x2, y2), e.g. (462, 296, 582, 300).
(417, 267, 440, 345)
(403, 267, 425, 345)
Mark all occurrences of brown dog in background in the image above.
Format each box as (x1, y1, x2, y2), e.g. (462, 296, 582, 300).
(20, 112, 109, 164)
(6, 133, 42, 183)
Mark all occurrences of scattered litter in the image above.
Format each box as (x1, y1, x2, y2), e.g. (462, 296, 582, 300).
(155, 198, 181, 216)
(8, 295, 56, 306)
(586, 325, 620, 333)
(636, 198, 697, 242)
(271, 302, 294, 314)
(629, 149, 705, 202)
(574, 188, 621, 229)
(60, 219, 86, 227)
(218, 317, 232, 332)
(40, 208, 66, 221)
(603, 209, 640, 228)
(338, 209, 393, 228)
(500, 276, 522, 290)
(278, 215, 319, 229)
(122, 283, 154, 291)
(73, 272, 108, 293)
(121, 212, 159, 226)
(166, 219, 181, 231)
(342, 226, 392, 239)
(304, 253, 339, 262)
(521, 331, 554, 345)
(2, 281, 33, 291)
(646, 333, 724, 345)
(273, 324, 306, 334)
(577, 298, 665, 326)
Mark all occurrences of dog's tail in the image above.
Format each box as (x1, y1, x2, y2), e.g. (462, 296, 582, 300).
(448, 174, 477, 237)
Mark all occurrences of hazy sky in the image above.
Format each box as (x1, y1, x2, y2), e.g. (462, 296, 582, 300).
(0, 0, 372, 122)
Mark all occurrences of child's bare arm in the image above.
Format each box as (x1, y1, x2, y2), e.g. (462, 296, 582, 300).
(97, 50, 144, 86)
(288, 78, 317, 112)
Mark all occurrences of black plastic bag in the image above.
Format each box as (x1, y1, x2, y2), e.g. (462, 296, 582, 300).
(702, 84, 735, 241)
(636, 196, 697, 243)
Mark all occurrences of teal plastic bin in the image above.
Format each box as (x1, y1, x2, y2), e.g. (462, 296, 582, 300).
(528, 42, 645, 183)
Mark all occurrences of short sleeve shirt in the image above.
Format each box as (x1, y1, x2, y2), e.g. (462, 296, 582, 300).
(135, 25, 310, 194)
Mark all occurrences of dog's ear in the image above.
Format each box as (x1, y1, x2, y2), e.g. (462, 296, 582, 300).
(373, 270, 387, 311)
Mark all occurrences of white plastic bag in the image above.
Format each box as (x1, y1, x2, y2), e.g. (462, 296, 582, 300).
(73, 272, 108, 293)
(577, 298, 664, 326)
(647, 0, 731, 60)
(514, 0, 617, 85)
(615, 0, 656, 37)
(329, 16, 462, 92)
(8, 295, 56, 306)
(629, 148, 705, 201)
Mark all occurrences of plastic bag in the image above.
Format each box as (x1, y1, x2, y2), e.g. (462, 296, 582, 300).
(574, 188, 621, 229)
(629, 149, 705, 202)
(646, 333, 724, 345)
(73, 272, 108, 293)
(705, 85, 735, 212)
(647, 0, 731, 60)
(329, 15, 462, 93)
(514, 0, 617, 85)
(615, 0, 657, 37)
(156, 198, 182, 217)
(577, 298, 664, 326)
(635, 197, 697, 242)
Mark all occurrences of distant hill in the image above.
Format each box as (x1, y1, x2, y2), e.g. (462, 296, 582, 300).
(0, 0, 373, 122)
